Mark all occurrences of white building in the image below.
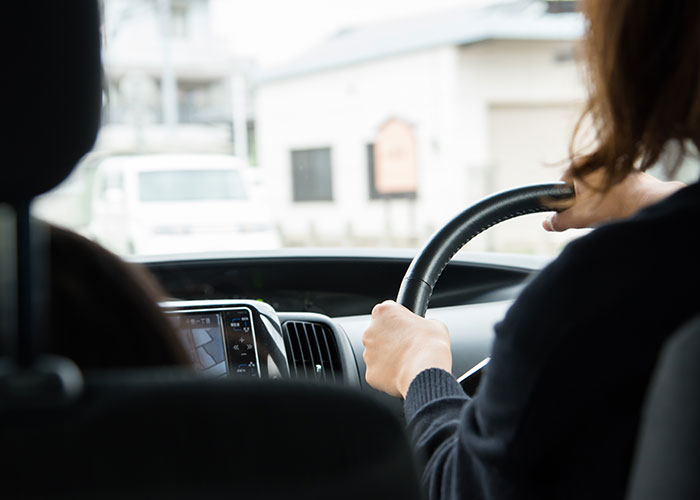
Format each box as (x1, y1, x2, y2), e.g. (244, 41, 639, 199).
(99, 0, 251, 158)
(256, 0, 588, 253)
(33, 0, 254, 233)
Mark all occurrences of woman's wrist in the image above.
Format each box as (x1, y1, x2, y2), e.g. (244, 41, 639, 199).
(397, 347, 451, 398)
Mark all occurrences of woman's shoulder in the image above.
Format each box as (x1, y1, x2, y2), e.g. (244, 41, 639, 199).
(502, 180, 700, 335)
(627, 178, 700, 225)
(563, 179, 700, 264)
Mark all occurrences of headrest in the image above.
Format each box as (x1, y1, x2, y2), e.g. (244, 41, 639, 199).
(2, 1, 102, 203)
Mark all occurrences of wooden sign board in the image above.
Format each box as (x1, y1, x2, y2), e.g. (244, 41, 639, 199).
(372, 118, 418, 197)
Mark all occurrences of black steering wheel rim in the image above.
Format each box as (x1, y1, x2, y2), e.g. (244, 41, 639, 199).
(396, 183, 575, 394)
(397, 182, 575, 317)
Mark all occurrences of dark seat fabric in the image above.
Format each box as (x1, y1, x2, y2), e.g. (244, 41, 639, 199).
(1, 3, 422, 498)
(625, 314, 700, 500)
(0, 1, 422, 498)
(2, 0, 102, 202)
(1, 0, 102, 365)
(0, 373, 423, 500)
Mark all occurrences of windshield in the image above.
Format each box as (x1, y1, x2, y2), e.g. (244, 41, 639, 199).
(138, 170, 247, 202)
(33, 0, 593, 256)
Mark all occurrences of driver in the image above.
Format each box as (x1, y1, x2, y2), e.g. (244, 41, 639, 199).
(362, 1, 698, 499)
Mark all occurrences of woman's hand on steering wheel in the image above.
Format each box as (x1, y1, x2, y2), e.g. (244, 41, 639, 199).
(543, 170, 685, 232)
(365, 182, 574, 398)
(362, 300, 452, 399)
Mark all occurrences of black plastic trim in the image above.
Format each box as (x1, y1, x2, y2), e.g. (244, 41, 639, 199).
(278, 312, 361, 386)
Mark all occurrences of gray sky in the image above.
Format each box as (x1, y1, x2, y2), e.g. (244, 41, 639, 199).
(210, 0, 501, 67)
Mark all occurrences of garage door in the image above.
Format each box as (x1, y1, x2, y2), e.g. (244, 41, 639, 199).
(470, 102, 588, 254)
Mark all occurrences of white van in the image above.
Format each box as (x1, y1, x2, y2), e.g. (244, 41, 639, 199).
(88, 154, 281, 255)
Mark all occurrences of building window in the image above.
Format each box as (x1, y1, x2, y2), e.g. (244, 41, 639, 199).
(247, 120, 257, 166)
(546, 1, 577, 14)
(291, 148, 333, 202)
(171, 3, 189, 38)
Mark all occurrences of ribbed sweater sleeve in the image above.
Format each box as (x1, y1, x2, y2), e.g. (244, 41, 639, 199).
(403, 369, 473, 499)
(404, 368, 467, 419)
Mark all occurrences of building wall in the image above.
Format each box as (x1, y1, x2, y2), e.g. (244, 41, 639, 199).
(456, 39, 584, 192)
(103, 0, 215, 76)
(256, 38, 589, 252)
(100, 0, 244, 155)
(456, 39, 588, 252)
(35, 0, 245, 233)
(257, 46, 462, 246)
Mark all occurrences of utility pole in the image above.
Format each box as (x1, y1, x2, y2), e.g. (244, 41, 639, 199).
(231, 72, 249, 164)
(158, 0, 178, 135)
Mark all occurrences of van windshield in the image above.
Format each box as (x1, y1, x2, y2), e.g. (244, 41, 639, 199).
(138, 170, 248, 202)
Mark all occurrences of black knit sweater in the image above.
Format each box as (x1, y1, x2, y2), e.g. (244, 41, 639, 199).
(404, 181, 700, 500)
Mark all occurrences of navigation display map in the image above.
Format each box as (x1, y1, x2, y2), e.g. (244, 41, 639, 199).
(175, 313, 227, 377)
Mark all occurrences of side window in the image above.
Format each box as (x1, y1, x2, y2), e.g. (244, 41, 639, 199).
(291, 148, 333, 202)
(98, 169, 124, 201)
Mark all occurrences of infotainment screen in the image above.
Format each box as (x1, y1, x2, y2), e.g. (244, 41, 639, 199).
(168, 307, 262, 378)
(173, 313, 228, 377)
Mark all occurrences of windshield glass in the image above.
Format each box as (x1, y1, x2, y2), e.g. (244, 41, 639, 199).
(138, 170, 247, 202)
(33, 0, 595, 257)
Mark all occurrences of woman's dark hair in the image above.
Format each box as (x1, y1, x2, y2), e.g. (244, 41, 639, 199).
(571, 0, 700, 187)
(49, 224, 191, 369)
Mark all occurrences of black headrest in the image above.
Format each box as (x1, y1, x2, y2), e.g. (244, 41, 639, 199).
(2, 1, 101, 203)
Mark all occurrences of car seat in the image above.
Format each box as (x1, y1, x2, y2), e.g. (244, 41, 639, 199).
(625, 313, 700, 500)
(0, 2, 423, 498)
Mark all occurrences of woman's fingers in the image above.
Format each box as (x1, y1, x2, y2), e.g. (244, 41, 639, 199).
(543, 171, 685, 232)
(363, 300, 452, 398)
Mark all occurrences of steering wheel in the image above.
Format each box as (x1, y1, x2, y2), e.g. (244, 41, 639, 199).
(396, 183, 575, 394)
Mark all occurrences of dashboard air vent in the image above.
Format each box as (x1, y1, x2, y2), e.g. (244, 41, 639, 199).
(282, 321, 342, 382)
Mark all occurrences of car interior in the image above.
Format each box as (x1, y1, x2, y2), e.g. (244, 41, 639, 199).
(1, 1, 698, 499)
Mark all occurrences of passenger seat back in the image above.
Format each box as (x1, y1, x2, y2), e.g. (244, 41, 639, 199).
(625, 313, 700, 500)
(0, 373, 424, 500)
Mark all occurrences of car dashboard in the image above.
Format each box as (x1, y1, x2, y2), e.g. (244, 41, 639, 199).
(141, 250, 549, 408)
